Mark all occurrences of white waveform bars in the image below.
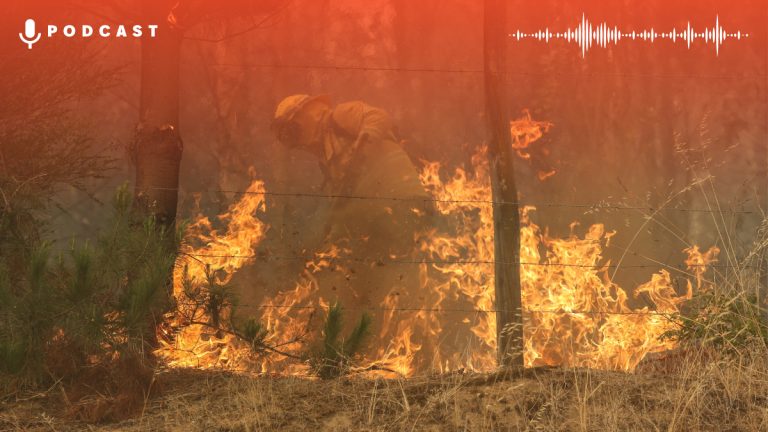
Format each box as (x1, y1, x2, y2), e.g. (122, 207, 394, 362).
(510, 14, 749, 57)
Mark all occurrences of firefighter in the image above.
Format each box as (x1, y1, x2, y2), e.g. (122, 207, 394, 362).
(271, 94, 431, 310)
(272, 95, 426, 197)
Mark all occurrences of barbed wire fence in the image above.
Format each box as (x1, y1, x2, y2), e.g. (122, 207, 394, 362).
(138, 184, 763, 322)
(32, 28, 765, 363)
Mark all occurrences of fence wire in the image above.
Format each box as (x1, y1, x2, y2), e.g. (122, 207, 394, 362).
(180, 251, 755, 270)
(153, 186, 756, 214)
(180, 302, 684, 317)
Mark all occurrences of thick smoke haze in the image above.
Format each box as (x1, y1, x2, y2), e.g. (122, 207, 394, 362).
(2, 0, 765, 317)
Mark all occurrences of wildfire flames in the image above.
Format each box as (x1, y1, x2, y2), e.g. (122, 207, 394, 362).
(157, 175, 268, 370)
(509, 109, 556, 181)
(157, 114, 719, 375)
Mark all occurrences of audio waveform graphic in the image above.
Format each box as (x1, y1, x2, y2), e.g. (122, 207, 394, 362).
(510, 15, 749, 57)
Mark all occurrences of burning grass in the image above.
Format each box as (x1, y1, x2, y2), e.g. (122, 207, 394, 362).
(157, 140, 721, 375)
(4, 110, 762, 429)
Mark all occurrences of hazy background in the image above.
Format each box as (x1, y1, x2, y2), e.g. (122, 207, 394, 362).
(2, 0, 766, 303)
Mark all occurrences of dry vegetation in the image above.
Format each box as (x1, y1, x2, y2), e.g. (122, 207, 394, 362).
(1, 10, 764, 430)
(2, 345, 767, 431)
(2, 210, 766, 431)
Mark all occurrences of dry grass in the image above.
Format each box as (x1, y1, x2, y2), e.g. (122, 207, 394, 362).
(2, 346, 768, 432)
(2, 180, 764, 431)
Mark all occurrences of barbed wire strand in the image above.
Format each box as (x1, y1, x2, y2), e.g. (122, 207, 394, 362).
(7, 51, 765, 81)
(150, 186, 756, 214)
(178, 251, 755, 270)
(198, 61, 763, 80)
(177, 302, 683, 317)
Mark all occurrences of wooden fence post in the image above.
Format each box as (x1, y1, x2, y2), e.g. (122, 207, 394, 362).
(483, 0, 524, 367)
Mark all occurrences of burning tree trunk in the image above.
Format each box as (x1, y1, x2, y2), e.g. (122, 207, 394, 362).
(132, 0, 183, 228)
(483, 0, 524, 367)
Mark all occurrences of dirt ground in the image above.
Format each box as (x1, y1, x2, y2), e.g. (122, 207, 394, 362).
(3, 351, 768, 432)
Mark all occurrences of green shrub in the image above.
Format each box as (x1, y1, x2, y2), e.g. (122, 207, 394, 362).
(309, 302, 372, 378)
(0, 185, 179, 390)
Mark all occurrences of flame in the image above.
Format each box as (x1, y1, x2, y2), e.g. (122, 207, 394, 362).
(521, 216, 718, 370)
(412, 148, 498, 371)
(684, 245, 720, 289)
(156, 175, 268, 370)
(254, 244, 347, 375)
(510, 109, 556, 181)
(418, 147, 718, 371)
(158, 115, 717, 375)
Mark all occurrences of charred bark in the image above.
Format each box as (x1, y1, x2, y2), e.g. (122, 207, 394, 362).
(484, 0, 524, 367)
(132, 0, 183, 228)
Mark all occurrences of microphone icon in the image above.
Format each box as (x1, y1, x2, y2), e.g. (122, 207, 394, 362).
(19, 19, 41, 49)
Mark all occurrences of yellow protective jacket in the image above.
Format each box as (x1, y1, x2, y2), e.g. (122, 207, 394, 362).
(320, 101, 426, 198)
(314, 101, 432, 309)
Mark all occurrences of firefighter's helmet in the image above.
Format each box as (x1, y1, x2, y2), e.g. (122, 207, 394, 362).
(273, 94, 331, 123)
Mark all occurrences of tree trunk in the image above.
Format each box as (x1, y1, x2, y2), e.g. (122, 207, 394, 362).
(133, 0, 183, 229)
(131, 0, 183, 354)
(483, 0, 524, 367)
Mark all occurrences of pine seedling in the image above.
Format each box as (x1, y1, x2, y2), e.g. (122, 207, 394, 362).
(310, 302, 372, 378)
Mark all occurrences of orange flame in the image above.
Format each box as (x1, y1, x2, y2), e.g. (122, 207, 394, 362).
(158, 115, 717, 375)
(157, 175, 268, 369)
(510, 109, 556, 181)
